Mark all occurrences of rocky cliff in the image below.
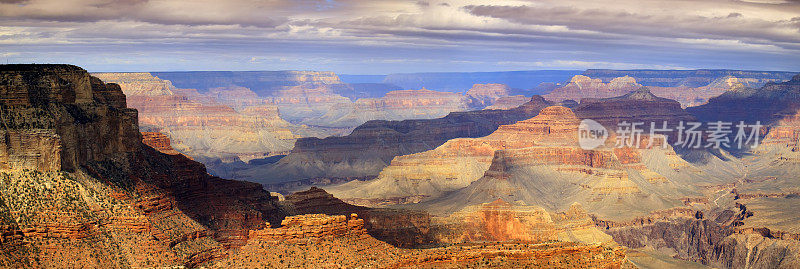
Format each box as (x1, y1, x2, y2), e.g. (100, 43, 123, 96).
(0, 65, 286, 267)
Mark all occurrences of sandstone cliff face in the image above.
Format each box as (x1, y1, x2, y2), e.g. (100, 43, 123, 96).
(1, 65, 139, 172)
(236, 96, 554, 185)
(0, 65, 286, 268)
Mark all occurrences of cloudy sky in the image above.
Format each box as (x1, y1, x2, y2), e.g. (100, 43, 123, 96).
(1, 0, 799, 73)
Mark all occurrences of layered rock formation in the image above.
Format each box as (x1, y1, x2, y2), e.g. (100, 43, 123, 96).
(432, 200, 612, 245)
(151, 70, 344, 96)
(466, 83, 510, 107)
(543, 75, 641, 102)
(544, 74, 749, 107)
(0, 65, 286, 267)
(140, 131, 180, 155)
(282, 187, 433, 248)
(294, 87, 473, 128)
(592, 75, 800, 268)
(326, 105, 582, 205)
(330, 90, 700, 212)
(247, 213, 366, 243)
(573, 87, 696, 131)
(486, 95, 530, 110)
(582, 69, 797, 88)
(236, 96, 554, 185)
(93, 72, 298, 162)
(0, 64, 637, 268)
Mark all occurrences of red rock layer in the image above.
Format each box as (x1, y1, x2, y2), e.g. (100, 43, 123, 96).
(140, 131, 180, 155)
(248, 213, 366, 243)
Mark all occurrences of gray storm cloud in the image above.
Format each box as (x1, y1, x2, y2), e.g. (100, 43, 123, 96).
(0, 0, 798, 72)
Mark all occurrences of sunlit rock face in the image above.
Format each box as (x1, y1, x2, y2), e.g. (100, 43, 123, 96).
(94, 72, 297, 161)
(433, 200, 612, 245)
(543, 74, 726, 108)
(1, 65, 139, 172)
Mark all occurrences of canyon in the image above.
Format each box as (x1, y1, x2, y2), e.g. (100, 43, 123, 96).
(94, 72, 520, 178)
(0, 64, 634, 268)
(326, 89, 698, 214)
(239, 95, 556, 188)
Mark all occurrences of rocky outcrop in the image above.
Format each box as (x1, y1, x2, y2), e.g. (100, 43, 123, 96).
(0, 65, 286, 268)
(140, 131, 180, 155)
(282, 187, 433, 248)
(433, 200, 612, 245)
(238, 96, 554, 184)
(221, 234, 628, 268)
(605, 216, 800, 268)
(688, 74, 800, 125)
(247, 213, 366, 243)
(1, 65, 140, 172)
